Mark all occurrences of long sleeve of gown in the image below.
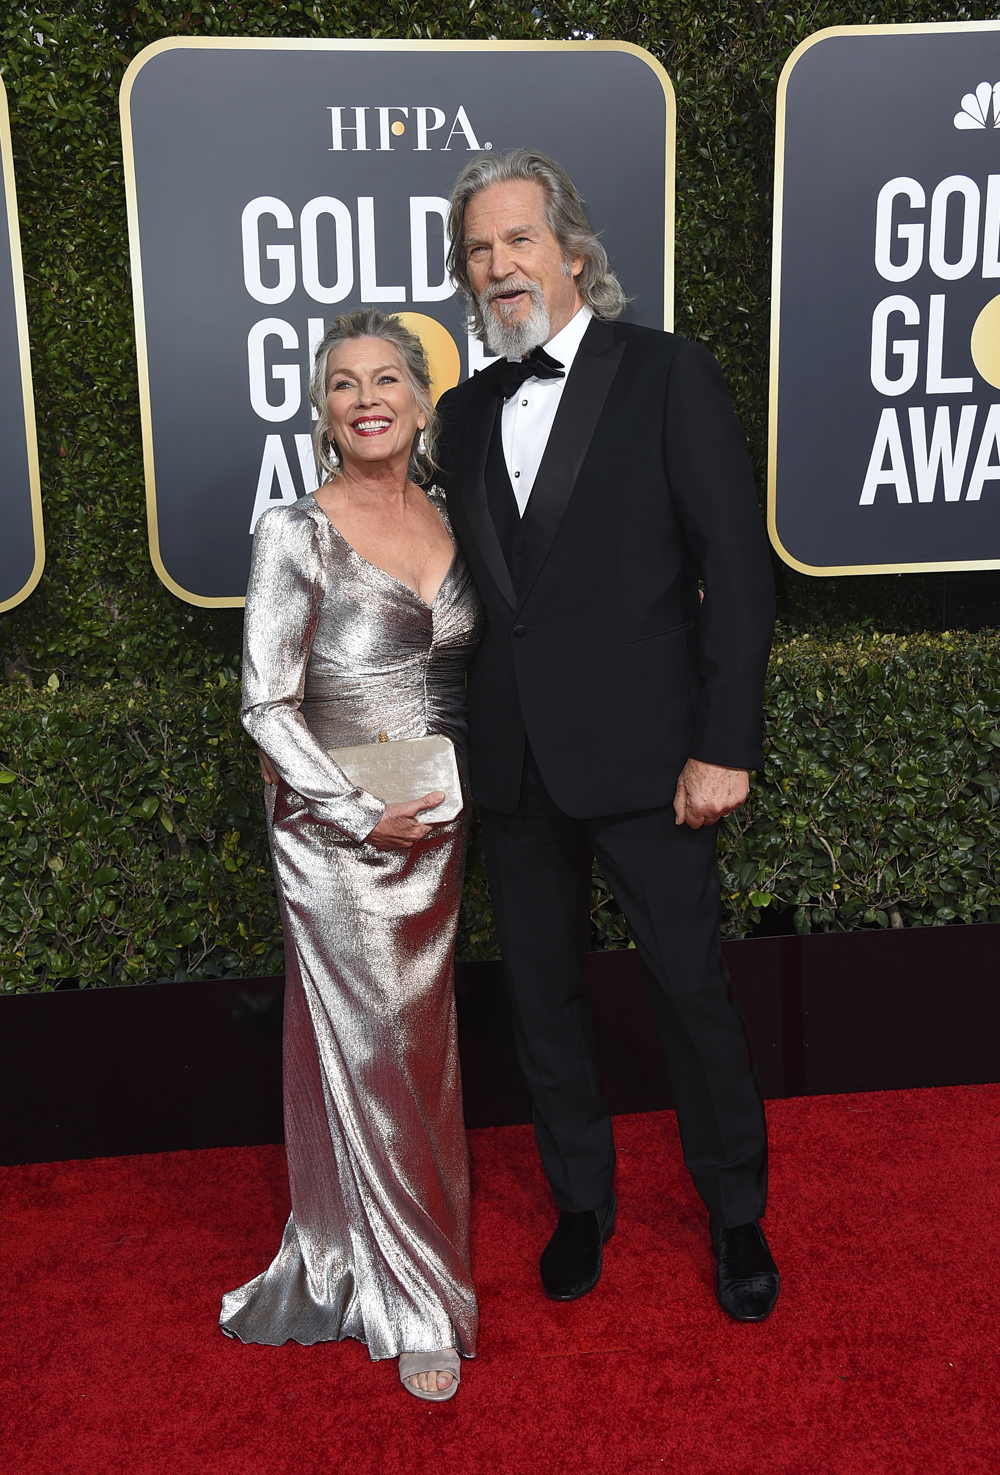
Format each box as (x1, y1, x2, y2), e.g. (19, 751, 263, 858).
(241, 506, 386, 843)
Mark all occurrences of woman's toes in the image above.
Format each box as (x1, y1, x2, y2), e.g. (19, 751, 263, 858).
(402, 1355, 457, 1396)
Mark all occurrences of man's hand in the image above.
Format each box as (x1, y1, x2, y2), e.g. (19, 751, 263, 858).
(367, 792, 446, 852)
(258, 749, 280, 786)
(673, 759, 749, 829)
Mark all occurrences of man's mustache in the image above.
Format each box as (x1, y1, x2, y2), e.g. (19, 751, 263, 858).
(478, 276, 545, 310)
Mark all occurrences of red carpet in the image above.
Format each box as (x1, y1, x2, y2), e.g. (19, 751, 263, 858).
(2, 1086, 998, 1474)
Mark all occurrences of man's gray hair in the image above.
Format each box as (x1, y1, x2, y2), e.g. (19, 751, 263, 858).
(446, 148, 628, 341)
(308, 308, 437, 484)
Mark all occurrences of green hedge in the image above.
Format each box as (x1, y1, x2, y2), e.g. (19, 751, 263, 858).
(0, 676, 500, 991)
(3, 3, 1000, 991)
(6, 631, 1000, 992)
(0, 681, 280, 992)
(719, 630, 1000, 937)
(1, 0, 996, 693)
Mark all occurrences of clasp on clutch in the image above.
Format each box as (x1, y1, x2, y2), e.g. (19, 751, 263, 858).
(378, 731, 389, 743)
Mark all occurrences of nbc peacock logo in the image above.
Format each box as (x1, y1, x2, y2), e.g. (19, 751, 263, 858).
(954, 82, 1000, 129)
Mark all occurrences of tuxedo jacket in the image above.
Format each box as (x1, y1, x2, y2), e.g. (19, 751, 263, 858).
(435, 317, 775, 819)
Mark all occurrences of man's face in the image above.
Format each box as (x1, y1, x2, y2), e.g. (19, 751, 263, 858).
(463, 179, 584, 346)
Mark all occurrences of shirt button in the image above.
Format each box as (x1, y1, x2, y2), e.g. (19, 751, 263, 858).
(514, 471, 520, 478)
(521, 399, 528, 406)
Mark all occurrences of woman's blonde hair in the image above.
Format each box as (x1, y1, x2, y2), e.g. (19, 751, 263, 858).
(309, 308, 438, 484)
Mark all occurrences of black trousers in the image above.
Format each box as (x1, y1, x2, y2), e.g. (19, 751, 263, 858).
(478, 749, 768, 1227)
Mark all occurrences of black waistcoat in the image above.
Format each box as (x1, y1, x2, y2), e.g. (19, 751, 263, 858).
(484, 401, 524, 584)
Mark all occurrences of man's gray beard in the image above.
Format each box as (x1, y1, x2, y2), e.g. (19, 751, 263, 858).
(479, 284, 551, 359)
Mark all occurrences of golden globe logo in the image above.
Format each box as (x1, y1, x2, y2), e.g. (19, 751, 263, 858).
(862, 170, 1000, 506)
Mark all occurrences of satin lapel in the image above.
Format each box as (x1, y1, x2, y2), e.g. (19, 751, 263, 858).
(459, 373, 516, 610)
(516, 325, 626, 610)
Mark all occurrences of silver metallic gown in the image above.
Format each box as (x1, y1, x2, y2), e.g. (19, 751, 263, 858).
(219, 489, 482, 1361)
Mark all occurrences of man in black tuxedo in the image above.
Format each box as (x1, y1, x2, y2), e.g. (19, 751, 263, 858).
(435, 150, 779, 1321)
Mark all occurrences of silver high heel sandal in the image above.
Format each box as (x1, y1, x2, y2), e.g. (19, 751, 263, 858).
(398, 1349, 461, 1402)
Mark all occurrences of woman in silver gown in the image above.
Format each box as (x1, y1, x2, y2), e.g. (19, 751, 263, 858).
(220, 309, 482, 1401)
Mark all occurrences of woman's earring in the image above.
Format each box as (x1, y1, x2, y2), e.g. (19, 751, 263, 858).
(418, 430, 427, 457)
(328, 437, 341, 470)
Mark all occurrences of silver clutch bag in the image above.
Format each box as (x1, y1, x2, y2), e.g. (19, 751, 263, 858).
(328, 733, 463, 823)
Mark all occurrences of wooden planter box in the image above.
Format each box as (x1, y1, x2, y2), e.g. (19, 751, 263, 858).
(2, 923, 999, 1166)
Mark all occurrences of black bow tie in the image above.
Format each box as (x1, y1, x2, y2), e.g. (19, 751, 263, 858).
(496, 346, 565, 400)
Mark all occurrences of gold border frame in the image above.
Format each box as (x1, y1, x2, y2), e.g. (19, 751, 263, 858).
(120, 38, 676, 608)
(0, 74, 43, 613)
(769, 20, 1000, 577)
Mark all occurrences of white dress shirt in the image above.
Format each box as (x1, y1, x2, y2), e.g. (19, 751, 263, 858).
(501, 305, 593, 516)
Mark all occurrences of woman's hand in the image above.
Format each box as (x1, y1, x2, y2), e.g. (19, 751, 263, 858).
(257, 751, 444, 851)
(367, 792, 445, 851)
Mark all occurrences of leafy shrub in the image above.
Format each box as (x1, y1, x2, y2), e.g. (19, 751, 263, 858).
(0, 680, 281, 992)
(3, 3, 1000, 990)
(719, 630, 1000, 938)
(6, 631, 1000, 990)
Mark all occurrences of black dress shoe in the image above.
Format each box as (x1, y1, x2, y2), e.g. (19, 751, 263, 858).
(710, 1220, 780, 1322)
(540, 1194, 617, 1301)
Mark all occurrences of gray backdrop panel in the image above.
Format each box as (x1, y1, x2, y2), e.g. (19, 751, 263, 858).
(0, 118, 37, 607)
(773, 28, 1000, 571)
(127, 45, 670, 601)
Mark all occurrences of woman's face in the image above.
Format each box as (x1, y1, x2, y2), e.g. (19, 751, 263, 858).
(324, 337, 426, 473)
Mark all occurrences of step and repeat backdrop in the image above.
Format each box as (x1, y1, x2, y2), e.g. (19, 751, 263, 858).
(9, 27, 998, 608)
(770, 21, 1000, 575)
(0, 75, 42, 614)
(120, 39, 675, 607)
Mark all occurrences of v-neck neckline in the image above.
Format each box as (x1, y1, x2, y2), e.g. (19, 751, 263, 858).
(312, 491, 456, 610)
